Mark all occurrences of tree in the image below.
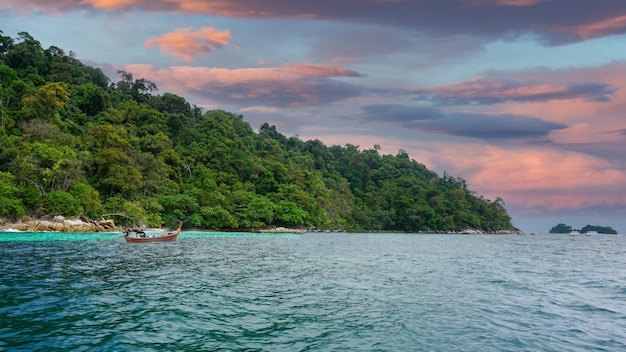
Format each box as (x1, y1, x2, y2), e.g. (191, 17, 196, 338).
(82, 66, 109, 89)
(0, 171, 26, 218)
(95, 148, 143, 197)
(274, 201, 307, 226)
(115, 70, 133, 98)
(0, 30, 14, 56)
(69, 182, 103, 218)
(580, 224, 617, 234)
(549, 223, 573, 234)
(71, 83, 109, 116)
(1, 64, 19, 128)
(22, 82, 70, 123)
(42, 190, 82, 216)
(199, 205, 237, 229)
(6, 32, 47, 74)
(0, 30, 518, 233)
(115, 70, 157, 102)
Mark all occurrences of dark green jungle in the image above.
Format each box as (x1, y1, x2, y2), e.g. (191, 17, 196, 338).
(0, 30, 515, 232)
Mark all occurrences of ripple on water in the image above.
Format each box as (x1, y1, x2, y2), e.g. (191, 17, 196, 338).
(0, 233, 625, 351)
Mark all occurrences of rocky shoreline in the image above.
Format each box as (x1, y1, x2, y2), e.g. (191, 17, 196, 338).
(0, 216, 121, 232)
(0, 216, 522, 235)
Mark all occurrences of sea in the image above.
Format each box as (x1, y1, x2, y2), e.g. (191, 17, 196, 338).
(0, 231, 625, 351)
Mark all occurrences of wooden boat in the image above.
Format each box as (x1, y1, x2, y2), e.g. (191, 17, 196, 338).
(124, 221, 183, 243)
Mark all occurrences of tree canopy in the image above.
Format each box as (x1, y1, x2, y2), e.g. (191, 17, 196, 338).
(0, 30, 516, 232)
(549, 223, 617, 234)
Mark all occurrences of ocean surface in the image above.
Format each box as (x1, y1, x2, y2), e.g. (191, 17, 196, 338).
(0, 231, 625, 351)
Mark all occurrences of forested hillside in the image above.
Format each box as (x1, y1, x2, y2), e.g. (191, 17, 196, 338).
(0, 30, 515, 232)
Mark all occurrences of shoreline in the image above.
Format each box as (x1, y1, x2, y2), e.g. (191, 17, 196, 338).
(0, 217, 120, 233)
(0, 217, 522, 235)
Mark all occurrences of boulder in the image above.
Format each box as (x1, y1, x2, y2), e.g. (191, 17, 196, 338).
(0, 217, 121, 232)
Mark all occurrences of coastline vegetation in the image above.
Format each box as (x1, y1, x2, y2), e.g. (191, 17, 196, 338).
(0, 30, 516, 233)
(549, 223, 617, 234)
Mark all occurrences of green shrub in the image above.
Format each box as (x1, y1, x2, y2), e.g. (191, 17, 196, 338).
(43, 190, 83, 216)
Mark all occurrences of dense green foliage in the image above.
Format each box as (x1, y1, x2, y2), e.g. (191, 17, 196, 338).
(549, 223, 573, 234)
(0, 30, 515, 232)
(549, 223, 617, 234)
(580, 225, 617, 234)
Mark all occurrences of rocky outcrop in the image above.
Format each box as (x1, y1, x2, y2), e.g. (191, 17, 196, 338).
(0, 217, 121, 232)
(258, 227, 306, 234)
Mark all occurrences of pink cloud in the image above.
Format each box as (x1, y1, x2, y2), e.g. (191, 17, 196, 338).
(121, 62, 363, 107)
(0, 0, 308, 16)
(465, 0, 551, 6)
(6, 0, 626, 45)
(413, 77, 613, 105)
(414, 143, 626, 211)
(486, 63, 626, 138)
(553, 15, 626, 40)
(144, 27, 231, 61)
(404, 63, 626, 151)
(293, 128, 626, 212)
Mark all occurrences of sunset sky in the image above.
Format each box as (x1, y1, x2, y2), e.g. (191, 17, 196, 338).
(2, 0, 626, 233)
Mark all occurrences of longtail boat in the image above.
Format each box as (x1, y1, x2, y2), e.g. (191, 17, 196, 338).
(124, 221, 183, 243)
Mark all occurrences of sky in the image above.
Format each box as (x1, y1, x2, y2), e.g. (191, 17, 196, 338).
(2, 0, 626, 234)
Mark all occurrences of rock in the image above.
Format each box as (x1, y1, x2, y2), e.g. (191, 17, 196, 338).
(99, 219, 116, 230)
(0, 217, 122, 232)
(259, 227, 306, 234)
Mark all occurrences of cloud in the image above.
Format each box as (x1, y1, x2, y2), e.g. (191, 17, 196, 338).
(551, 14, 626, 41)
(420, 112, 567, 140)
(357, 104, 566, 141)
(6, 0, 626, 44)
(423, 144, 626, 211)
(144, 27, 231, 61)
(83, 0, 139, 10)
(284, 63, 362, 78)
(300, 125, 626, 213)
(122, 62, 364, 107)
(466, 0, 552, 6)
(358, 104, 444, 122)
(412, 78, 614, 106)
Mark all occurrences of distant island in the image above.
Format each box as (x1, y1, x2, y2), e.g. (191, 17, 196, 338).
(549, 223, 618, 234)
(0, 29, 518, 234)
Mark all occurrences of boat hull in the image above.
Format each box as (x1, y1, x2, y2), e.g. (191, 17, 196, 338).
(123, 221, 183, 243)
(124, 231, 179, 243)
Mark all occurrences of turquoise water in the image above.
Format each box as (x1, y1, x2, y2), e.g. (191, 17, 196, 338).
(0, 232, 625, 351)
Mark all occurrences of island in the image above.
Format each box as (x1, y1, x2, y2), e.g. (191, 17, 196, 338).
(0, 30, 519, 234)
(549, 223, 618, 234)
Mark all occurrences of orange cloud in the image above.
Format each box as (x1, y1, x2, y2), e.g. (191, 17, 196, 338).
(125, 62, 359, 85)
(82, 0, 137, 10)
(145, 27, 231, 61)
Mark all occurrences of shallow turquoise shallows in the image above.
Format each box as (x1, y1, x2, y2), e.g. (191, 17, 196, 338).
(1, 232, 625, 351)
